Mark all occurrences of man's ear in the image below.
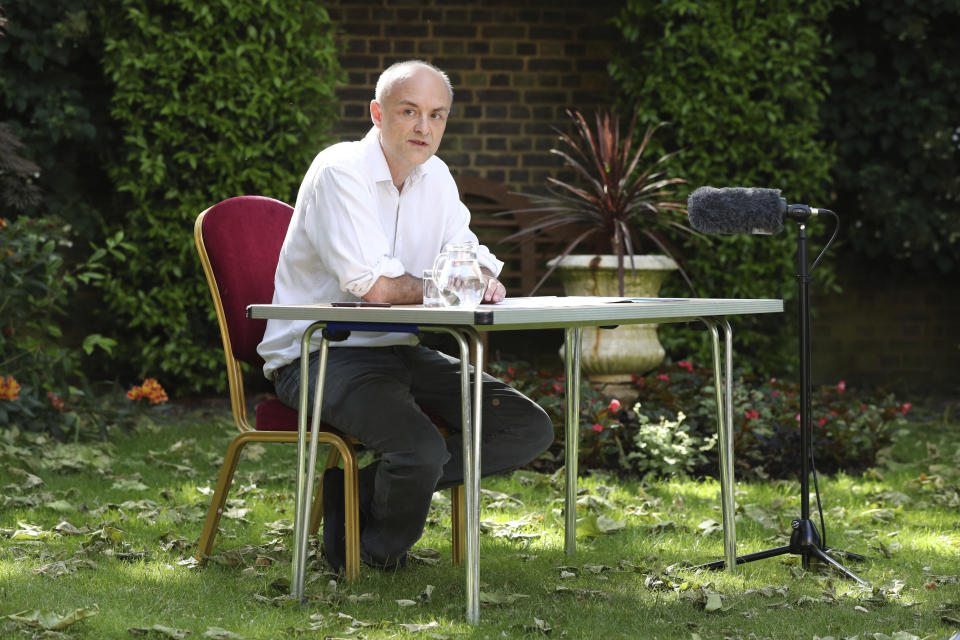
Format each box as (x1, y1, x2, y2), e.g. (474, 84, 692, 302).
(370, 100, 382, 128)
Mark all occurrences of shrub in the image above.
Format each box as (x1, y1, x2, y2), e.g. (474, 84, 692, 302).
(0, 215, 121, 437)
(97, 0, 343, 392)
(608, 0, 845, 376)
(824, 0, 960, 272)
(490, 359, 909, 480)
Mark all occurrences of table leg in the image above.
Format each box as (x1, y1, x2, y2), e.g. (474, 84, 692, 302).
(563, 327, 582, 557)
(293, 322, 324, 601)
(700, 317, 737, 573)
(461, 327, 484, 624)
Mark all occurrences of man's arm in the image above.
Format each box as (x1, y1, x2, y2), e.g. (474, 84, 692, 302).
(363, 273, 423, 304)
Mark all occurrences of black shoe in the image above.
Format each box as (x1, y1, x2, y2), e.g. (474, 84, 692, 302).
(321, 467, 346, 571)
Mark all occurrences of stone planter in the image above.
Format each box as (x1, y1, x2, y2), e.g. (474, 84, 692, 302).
(547, 254, 678, 401)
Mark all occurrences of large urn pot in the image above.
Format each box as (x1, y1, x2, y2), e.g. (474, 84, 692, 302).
(547, 254, 678, 399)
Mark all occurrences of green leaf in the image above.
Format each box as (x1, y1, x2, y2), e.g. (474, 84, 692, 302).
(7, 605, 99, 630)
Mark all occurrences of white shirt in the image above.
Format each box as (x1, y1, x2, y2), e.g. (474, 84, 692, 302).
(257, 128, 503, 379)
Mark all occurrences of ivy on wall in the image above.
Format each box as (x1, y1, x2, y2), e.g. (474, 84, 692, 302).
(609, 0, 845, 374)
(99, 0, 343, 391)
(825, 0, 960, 272)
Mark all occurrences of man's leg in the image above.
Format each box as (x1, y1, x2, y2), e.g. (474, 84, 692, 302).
(274, 346, 451, 567)
(400, 345, 555, 491)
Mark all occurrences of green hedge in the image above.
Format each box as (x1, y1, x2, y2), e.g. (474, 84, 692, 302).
(824, 0, 960, 272)
(98, 0, 342, 392)
(609, 0, 845, 375)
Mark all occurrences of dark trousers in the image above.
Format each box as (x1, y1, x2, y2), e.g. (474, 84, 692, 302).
(274, 344, 554, 565)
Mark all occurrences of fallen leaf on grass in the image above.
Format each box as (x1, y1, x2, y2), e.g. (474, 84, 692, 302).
(480, 590, 530, 606)
(112, 478, 149, 491)
(408, 547, 442, 565)
(696, 519, 722, 536)
(554, 586, 610, 600)
(7, 605, 99, 630)
(202, 627, 244, 639)
(396, 621, 439, 633)
(127, 624, 192, 638)
(11, 521, 52, 540)
(515, 617, 552, 635)
(575, 514, 625, 538)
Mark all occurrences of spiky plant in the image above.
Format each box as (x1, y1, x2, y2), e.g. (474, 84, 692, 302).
(507, 107, 698, 295)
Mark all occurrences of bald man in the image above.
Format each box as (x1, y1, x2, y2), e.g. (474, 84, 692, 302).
(258, 60, 553, 571)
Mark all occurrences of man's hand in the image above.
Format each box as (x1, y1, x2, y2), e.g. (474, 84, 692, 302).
(482, 274, 506, 303)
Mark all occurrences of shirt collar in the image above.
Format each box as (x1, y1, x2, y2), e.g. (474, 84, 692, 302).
(364, 126, 429, 188)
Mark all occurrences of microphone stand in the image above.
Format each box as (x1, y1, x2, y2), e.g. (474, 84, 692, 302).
(698, 208, 868, 584)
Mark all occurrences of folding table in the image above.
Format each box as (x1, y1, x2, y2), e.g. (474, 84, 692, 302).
(247, 296, 784, 623)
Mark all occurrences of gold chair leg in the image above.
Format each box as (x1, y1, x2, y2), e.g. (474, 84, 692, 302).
(195, 432, 251, 562)
(451, 484, 465, 565)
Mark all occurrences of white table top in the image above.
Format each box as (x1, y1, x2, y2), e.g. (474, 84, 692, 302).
(247, 297, 784, 331)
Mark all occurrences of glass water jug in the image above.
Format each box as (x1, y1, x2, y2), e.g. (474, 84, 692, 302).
(432, 241, 486, 309)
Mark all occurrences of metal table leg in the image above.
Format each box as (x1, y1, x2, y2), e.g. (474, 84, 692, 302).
(700, 317, 737, 573)
(563, 327, 582, 557)
(292, 322, 324, 601)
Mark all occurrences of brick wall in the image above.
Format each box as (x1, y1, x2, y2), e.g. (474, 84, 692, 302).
(325, 0, 622, 193)
(811, 263, 960, 394)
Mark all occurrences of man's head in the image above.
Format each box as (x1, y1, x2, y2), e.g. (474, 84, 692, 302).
(370, 60, 453, 186)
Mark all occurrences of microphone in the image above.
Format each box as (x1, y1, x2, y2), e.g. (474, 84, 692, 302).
(687, 186, 826, 235)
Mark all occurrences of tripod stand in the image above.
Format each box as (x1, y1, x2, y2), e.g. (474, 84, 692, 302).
(699, 207, 868, 585)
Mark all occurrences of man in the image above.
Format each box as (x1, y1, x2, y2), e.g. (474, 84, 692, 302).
(257, 60, 553, 570)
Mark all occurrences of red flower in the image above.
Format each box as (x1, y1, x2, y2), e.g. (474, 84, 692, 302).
(608, 398, 621, 412)
(771, 390, 779, 397)
(656, 374, 670, 382)
(900, 402, 912, 414)
(46, 391, 66, 413)
(507, 366, 516, 376)
(552, 381, 562, 393)
(591, 423, 604, 432)
(817, 416, 827, 427)
(745, 410, 759, 420)
(677, 360, 694, 372)
(836, 380, 847, 393)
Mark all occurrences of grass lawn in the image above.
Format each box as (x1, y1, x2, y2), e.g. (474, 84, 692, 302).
(1, 400, 958, 639)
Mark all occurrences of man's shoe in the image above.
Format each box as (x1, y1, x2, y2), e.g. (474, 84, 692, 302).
(321, 467, 346, 571)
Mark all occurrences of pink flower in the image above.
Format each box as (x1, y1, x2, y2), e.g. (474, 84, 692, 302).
(745, 410, 759, 420)
(608, 399, 621, 412)
(552, 382, 562, 393)
(795, 413, 801, 422)
(771, 390, 780, 398)
(836, 380, 847, 393)
(817, 416, 827, 427)
(507, 366, 516, 376)
(592, 423, 604, 432)
(677, 360, 694, 372)
(656, 374, 670, 382)
(900, 402, 912, 414)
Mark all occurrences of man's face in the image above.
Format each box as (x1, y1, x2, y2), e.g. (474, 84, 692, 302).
(371, 67, 451, 181)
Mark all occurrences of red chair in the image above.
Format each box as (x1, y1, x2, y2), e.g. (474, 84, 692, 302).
(193, 195, 464, 579)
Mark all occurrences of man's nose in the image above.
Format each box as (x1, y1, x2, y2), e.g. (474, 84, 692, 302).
(414, 114, 428, 133)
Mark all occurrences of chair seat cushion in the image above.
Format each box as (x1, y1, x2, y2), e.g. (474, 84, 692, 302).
(254, 398, 300, 431)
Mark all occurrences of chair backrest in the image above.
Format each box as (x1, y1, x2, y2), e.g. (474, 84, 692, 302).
(195, 195, 293, 370)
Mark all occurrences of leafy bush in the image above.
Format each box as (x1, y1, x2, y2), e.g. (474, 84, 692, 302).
(0, 215, 122, 437)
(824, 0, 960, 272)
(490, 359, 910, 480)
(97, 0, 343, 392)
(0, 0, 113, 238)
(608, 0, 845, 376)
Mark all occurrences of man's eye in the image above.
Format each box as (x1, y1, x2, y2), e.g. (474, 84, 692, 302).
(404, 109, 416, 116)
(431, 113, 445, 120)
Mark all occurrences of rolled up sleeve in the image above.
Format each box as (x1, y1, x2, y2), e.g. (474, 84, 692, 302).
(305, 166, 406, 298)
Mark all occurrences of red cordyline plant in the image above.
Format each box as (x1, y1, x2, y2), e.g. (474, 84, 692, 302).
(505, 107, 700, 295)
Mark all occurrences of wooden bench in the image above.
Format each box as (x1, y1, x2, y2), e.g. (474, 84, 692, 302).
(454, 175, 569, 297)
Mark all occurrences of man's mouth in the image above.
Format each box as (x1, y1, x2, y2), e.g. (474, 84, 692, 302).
(409, 139, 429, 147)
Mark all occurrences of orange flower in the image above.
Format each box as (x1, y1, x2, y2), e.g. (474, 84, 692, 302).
(0, 218, 7, 229)
(0, 375, 21, 401)
(127, 378, 168, 404)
